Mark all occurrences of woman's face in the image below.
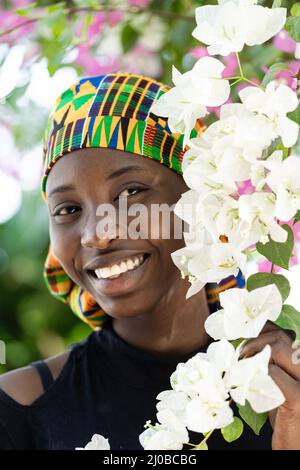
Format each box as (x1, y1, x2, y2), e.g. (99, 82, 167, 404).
(46, 148, 190, 318)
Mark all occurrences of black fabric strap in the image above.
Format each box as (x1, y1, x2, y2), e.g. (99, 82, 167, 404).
(29, 360, 54, 391)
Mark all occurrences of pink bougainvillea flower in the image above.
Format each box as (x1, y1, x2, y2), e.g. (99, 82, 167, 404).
(222, 53, 238, 78)
(128, 0, 150, 8)
(75, 44, 121, 75)
(11, 0, 32, 6)
(237, 179, 256, 196)
(273, 30, 296, 54)
(121, 43, 162, 77)
(276, 60, 299, 91)
(190, 46, 209, 60)
(0, 10, 34, 43)
(75, 11, 123, 46)
(87, 12, 105, 40)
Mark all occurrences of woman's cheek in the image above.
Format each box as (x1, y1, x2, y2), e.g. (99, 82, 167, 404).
(49, 222, 78, 268)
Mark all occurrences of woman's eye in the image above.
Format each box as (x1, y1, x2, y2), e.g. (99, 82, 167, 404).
(53, 206, 80, 216)
(118, 187, 145, 199)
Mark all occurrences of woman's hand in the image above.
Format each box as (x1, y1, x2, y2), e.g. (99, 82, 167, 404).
(240, 323, 300, 450)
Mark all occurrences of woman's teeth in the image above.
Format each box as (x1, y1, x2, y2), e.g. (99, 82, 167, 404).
(94, 254, 147, 280)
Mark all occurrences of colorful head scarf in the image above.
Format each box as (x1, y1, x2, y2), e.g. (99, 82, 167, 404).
(42, 72, 245, 330)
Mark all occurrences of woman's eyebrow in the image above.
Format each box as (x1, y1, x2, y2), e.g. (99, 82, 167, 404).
(107, 165, 147, 181)
(47, 184, 75, 197)
(48, 165, 147, 197)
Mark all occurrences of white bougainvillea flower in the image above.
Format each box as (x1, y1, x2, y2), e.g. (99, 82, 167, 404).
(171, 240, 247, 299)
(170, 352, 226, 396)
(184, 134, 252, 186)
(182, 155, 237, 200)
(173, 189, 203, 227)
(204, 284, 282, 341)
(192, 2, 246, 56)
(192, 1, 286, 56)
(139, 409, 189, 450)
(188, 241, 247, 281)
(249, 150, 283, 191)
(238, 191, 288, 243)
(239, 81, 299, 148)
(215, 104, 274, 160)
(197, 192, 261, 249)
(225, 345, 285, 413)
(170, 350, 233, 433)
(172, 57, 230, 107)
(206, 338, 237, 375)
(182, 104, 275, 190)
(150, 85, 207, 145)
(186, 394, 233, 434)
(198, 193, 239, 243)
(156, 390, 189, 426)
(75, 433, 110, 450)
(150, 57, 230, 146)
(263, 155, 300, 221)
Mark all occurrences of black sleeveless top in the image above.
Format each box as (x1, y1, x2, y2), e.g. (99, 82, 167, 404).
(0, 318, 273, 450)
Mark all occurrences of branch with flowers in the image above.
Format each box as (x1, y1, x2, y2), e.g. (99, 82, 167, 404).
(137, 0, 300, 450)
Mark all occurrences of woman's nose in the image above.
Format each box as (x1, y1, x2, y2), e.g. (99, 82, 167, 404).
(80, 214, 119, 249)
(81, 231, 112, 249)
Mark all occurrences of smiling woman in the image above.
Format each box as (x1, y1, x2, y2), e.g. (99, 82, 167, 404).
(0, 72, 268, 450)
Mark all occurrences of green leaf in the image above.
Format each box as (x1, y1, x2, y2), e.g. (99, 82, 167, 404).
(261, 63, 290, 88)
(221, 417, 244, 443)
(231, 338, 245, 349)
(47, 2, 66, 13)
(286, 16, 300, 42)
(15, 2, 37, 16)
(249, 45, 281, 69)
(291, 3, 300, 17)
(287, 104, 300, 126)
(293, 210, 300, 224)
(197, 441, 208, 450)
(256, 224, 294, 270)
(276, 142, 289, 159)
(121, 24, 139, 54)
(273, 304, 300, 346)
(237, 401, 268, 436)
(247, 273, 291, 302)
(272, 0, 281, 7)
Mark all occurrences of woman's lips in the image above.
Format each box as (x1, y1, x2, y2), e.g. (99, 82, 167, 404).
(87, 253, 152, 296)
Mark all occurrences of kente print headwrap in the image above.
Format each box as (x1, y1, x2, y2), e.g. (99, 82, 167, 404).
(42, 72, 245, 331)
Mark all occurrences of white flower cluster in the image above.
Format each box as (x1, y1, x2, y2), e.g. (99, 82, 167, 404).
(169, 83, 299, 297)
(139, 339, 285, 450)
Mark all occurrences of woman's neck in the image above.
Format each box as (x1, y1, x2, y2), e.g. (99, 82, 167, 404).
(112, 283, 211, 358)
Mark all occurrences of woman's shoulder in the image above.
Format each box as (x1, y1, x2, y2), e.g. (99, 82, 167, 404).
(0, 331, 95, 408)
(0, 349, 72, 407)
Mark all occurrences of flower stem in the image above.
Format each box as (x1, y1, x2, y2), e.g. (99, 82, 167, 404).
(241, 77, 263, 88)
(191, 429, 214, 450)
(230, 78, 242, 87)
(236, 52, 244, 78)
